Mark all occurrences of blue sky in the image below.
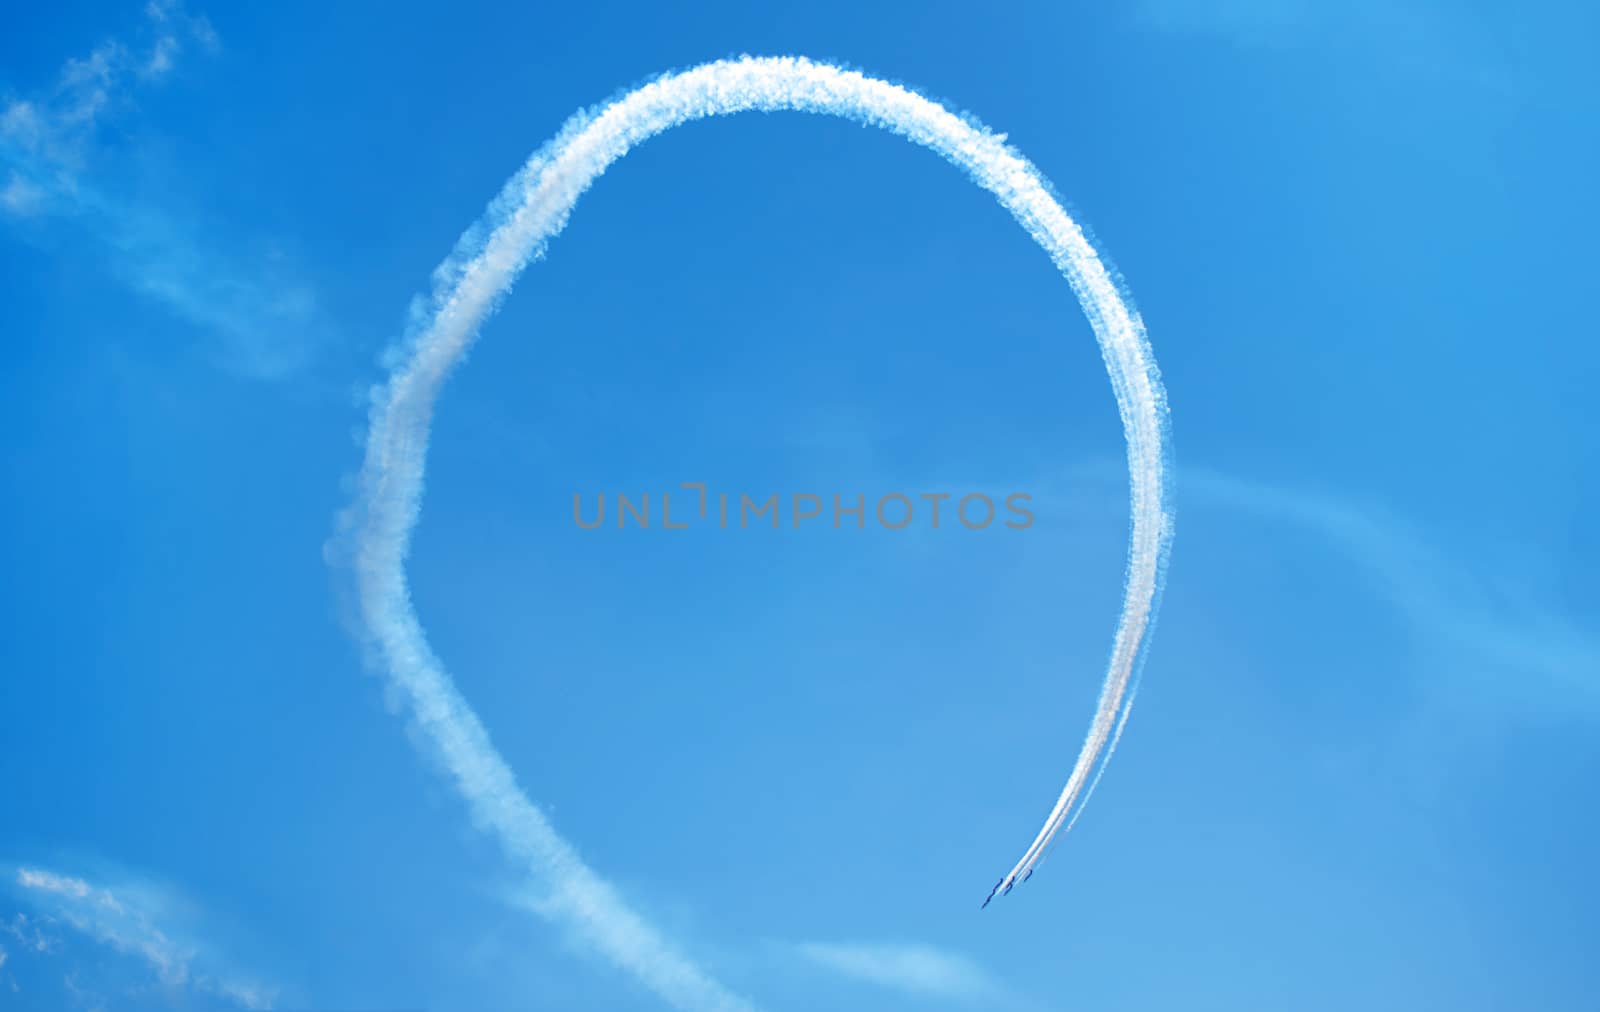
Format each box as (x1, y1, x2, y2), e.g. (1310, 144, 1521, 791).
(2, 1, 1596, 1010)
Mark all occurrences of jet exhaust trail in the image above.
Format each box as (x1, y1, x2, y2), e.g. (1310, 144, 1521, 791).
(343, 55, 1172, 1008)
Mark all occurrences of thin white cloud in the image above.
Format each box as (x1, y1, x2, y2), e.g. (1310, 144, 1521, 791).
(6, 864, 275, 1010)
(1182, 469, 1599, 716)
(3, 911, 61, 954)
(793, 941, 1001, 1002)
(144, 35, 179, 78)
(1, 171, 44, 214)
(64, 970, 107, 1012)
(1132, 0, 1521, 95)
(0, 1, 328, 380)
(1, 21, 179, 169)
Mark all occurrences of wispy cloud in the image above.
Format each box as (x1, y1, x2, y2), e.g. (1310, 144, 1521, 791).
(791, 941, 1002, 1002)
(0, 1, 216, 178)
(0, 1, 332, 380)
(1131, 0, 1521, 95)
(4, 864, 275, 1010)
(1182, 469, 1599, 719)
(2, 910, 62, 955)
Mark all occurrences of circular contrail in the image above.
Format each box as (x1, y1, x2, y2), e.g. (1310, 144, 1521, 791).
(344, 56, 1174, 1010)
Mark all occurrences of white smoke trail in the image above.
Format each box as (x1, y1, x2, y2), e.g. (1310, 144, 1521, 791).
(1016, 513, 1176, 882)
(344, 55, 1173, 1008)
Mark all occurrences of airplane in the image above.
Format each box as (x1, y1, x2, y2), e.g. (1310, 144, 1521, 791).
(980, 878, 1004, 909)
(1022, 869, 1033, 884)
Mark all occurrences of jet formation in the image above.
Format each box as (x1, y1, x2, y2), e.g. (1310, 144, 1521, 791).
(980, 868, 1033, 909)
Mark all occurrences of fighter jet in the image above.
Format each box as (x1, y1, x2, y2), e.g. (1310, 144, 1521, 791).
(980, 878, 1004, 909)
(1022, 869, 1033, 884)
